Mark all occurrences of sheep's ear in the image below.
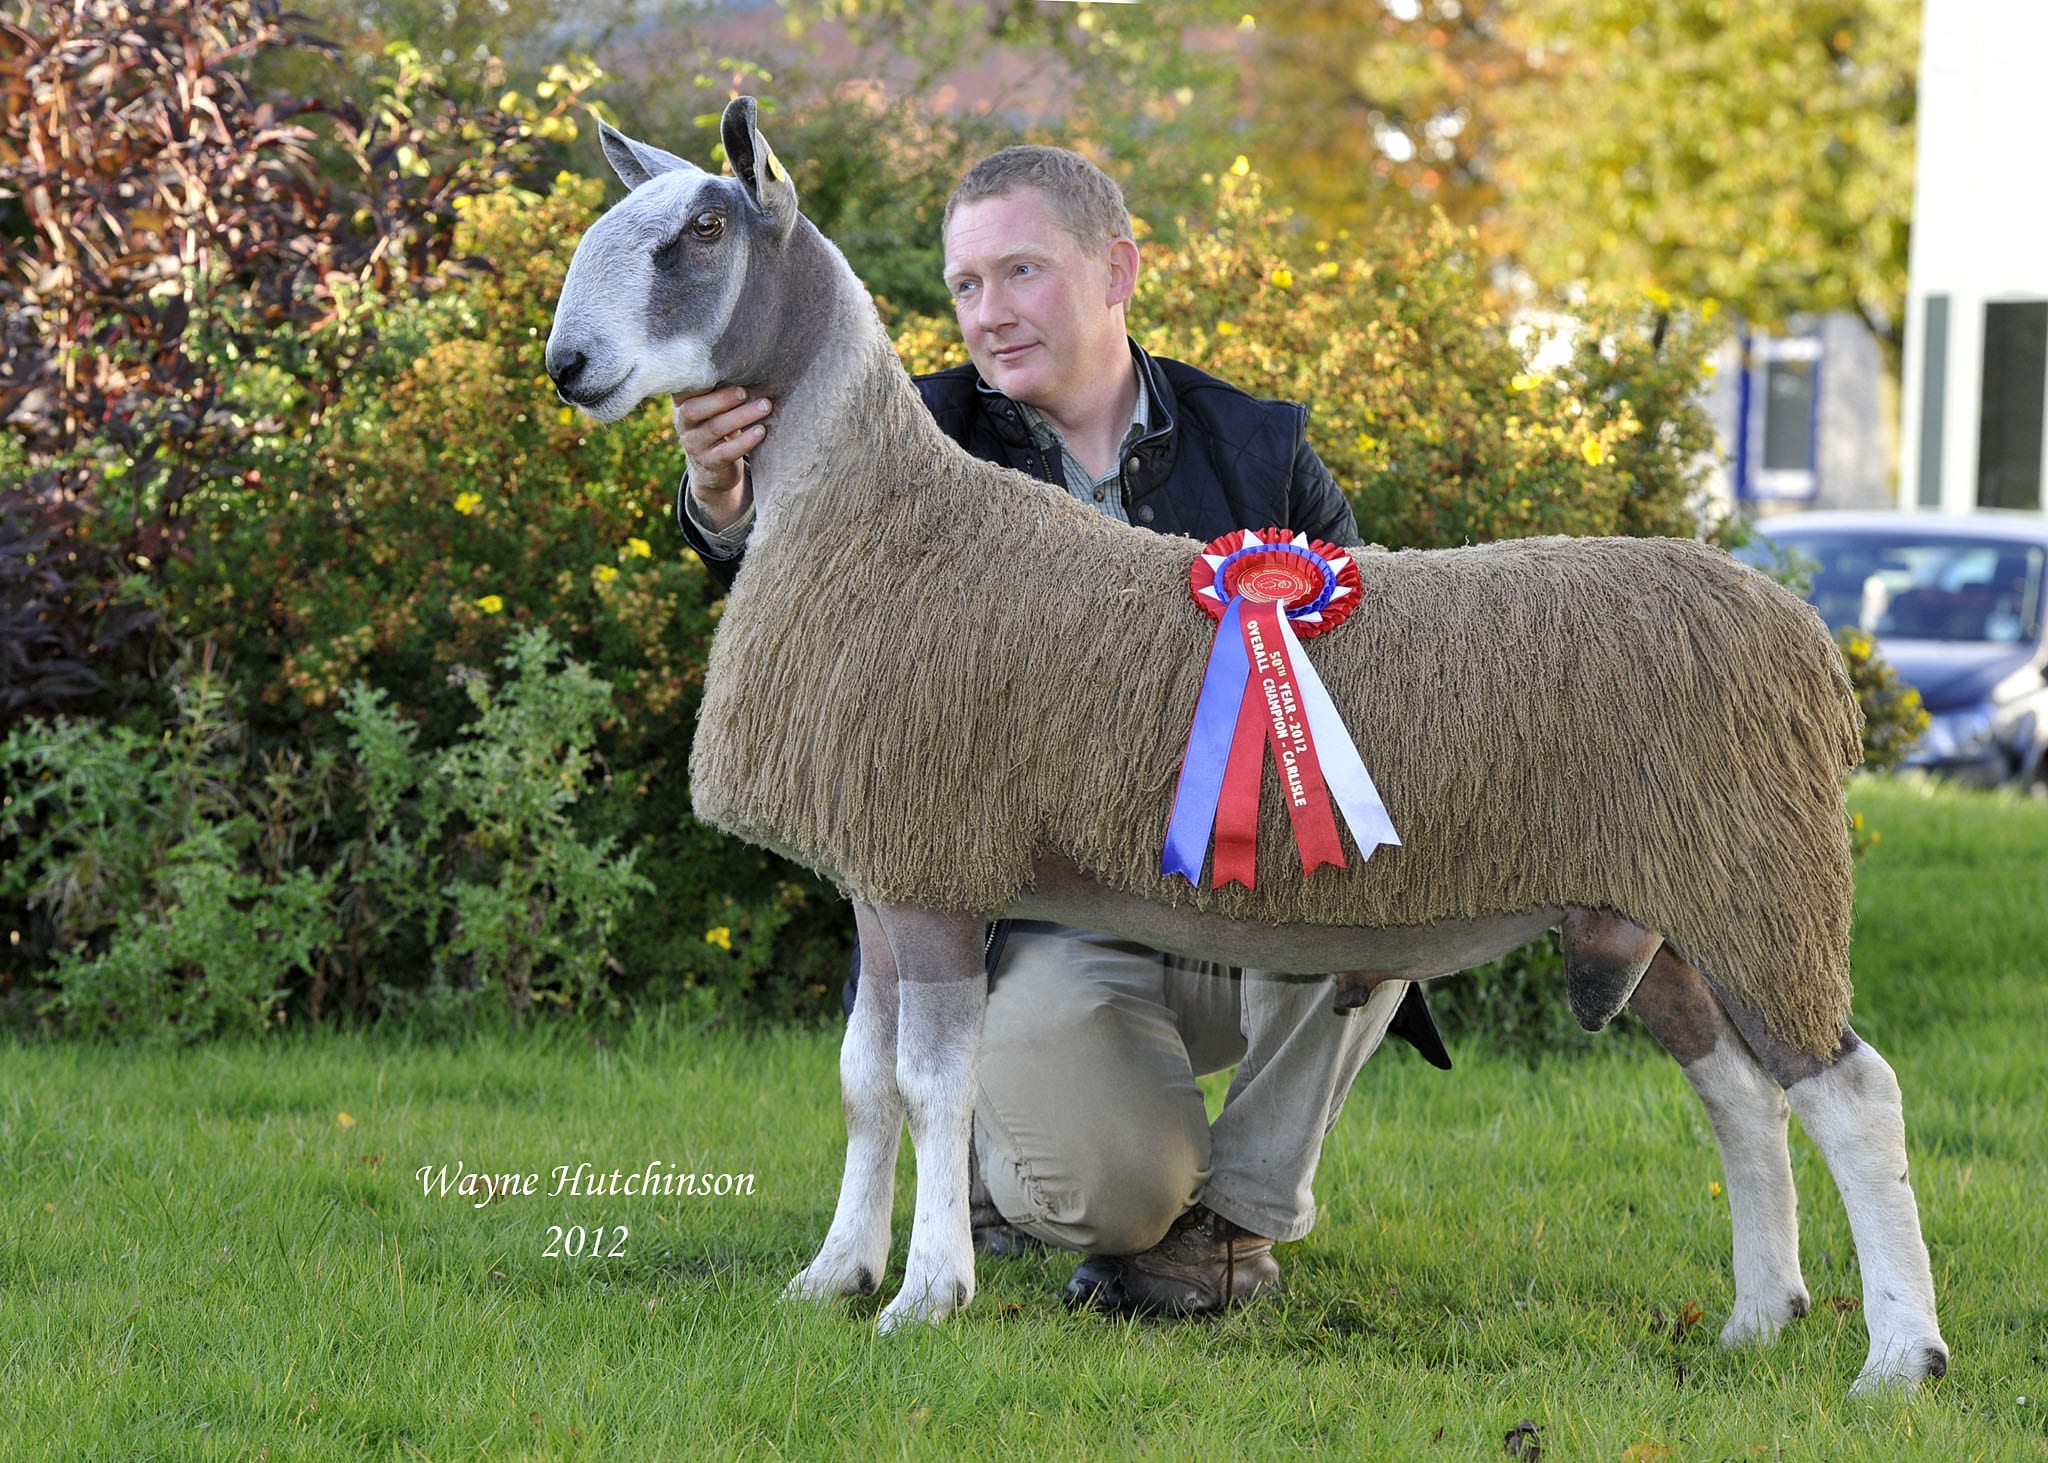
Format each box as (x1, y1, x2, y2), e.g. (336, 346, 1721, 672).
(598, 119, 700, 191)
(720, 96, 798, 240)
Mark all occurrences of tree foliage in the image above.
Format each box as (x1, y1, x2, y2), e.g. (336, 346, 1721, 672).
(1257, 0, 1920, 352)
(774, 1, 1248, 237)
(1254, 0, 1524, 234)
(1494, 0, 1919, 351)
(0, 0, 593, 727)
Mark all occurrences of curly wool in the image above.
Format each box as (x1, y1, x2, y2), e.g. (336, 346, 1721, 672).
(690, 358, 1861, 1059)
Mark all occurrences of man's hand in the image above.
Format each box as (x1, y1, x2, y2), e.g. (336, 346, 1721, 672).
(674, 386, 773, 533)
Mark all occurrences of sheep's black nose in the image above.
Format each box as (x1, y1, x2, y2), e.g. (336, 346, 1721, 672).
(548, 349, 587, 393)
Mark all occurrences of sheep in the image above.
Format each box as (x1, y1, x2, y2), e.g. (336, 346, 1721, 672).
(543, 98, 1949, 1393)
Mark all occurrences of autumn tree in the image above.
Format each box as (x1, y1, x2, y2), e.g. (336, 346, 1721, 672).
(1493, 0, 1919, 354)
(1253, 0, 1527, 236)
(1256, 0, 1919, 355)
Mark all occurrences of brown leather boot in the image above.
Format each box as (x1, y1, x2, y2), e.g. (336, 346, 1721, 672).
(1094, 1204, 1282, 1316)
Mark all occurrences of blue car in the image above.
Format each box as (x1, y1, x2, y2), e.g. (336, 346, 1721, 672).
(1743, 510, 2048, 789)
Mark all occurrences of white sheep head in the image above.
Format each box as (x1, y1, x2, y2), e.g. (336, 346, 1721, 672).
(545, 97, 800, 423)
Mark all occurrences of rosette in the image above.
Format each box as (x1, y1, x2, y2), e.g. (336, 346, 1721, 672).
(1163, 529, 1400, 889)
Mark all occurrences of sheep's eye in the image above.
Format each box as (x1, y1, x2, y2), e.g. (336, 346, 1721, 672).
(653, 211, 724, 263)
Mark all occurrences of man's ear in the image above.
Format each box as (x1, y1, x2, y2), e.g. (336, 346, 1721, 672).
(720, 96, 799, 240)
(1104, 237, 1140, 309)
(598, 119, 701, 191)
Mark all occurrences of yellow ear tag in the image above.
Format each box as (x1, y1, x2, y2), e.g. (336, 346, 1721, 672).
(762, 142, 788, 185)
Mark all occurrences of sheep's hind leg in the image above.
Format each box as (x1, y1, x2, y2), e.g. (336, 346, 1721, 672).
(872, 906, 988, 1334)
(787, 901, 903, 1303)
(1629, 946, 1811, 1349)
(1707, 986, 1949, 1394)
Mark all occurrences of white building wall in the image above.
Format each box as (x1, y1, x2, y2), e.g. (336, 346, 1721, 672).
(1900, 0, 2048, 512)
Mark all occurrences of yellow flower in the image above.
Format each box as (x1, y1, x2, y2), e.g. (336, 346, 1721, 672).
(336, 1112, 357, 1129)
(557, 407, 576, 426)
(1710, 1180, 1723, 1198)
(1701, 297, 1722, 322)
(1237, 13, 1257, 31)
(624, 537, 653, 559)
(1229, 155, 1251, 177)
(1644, 285, 1673, 310)
(1215, 320, 1241, 337)
(476, 594, 505, 614)
(593, 564, 619, 584)
(1271, 267, 1294, 289)
(1353, 431, 1378, 453)
(1580, 437, 1607, 467)
(705, 926, 733, 950)
(1510, 372, 1545, 393)
(453, 492, 483, 516)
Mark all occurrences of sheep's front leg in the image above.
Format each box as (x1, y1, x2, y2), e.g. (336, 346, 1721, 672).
(872, 906, 987, 1334)
(787, 901, 903, 1302)
(1630, 948, 1810, 1348)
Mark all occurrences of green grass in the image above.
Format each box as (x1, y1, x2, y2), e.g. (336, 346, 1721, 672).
(2, 777, 2044, 1457)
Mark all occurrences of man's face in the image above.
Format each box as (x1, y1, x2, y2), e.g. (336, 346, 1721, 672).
(942, 188, 1131, 420)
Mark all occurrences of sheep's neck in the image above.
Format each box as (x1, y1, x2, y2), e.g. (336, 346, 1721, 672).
(744, 221, 946, 549)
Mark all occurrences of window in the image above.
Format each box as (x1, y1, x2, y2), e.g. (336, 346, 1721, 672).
(1977, 300, 2047, 511)
(1743, 334, 1822, 501)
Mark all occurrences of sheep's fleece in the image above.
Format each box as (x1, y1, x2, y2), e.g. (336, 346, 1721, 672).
(692, 394, 1862, 1058)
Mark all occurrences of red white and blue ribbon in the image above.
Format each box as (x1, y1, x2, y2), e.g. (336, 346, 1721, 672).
(1163, 529, 1401, 889)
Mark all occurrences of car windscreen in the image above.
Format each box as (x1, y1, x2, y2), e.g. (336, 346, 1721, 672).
(1769, 533, 2046, 644)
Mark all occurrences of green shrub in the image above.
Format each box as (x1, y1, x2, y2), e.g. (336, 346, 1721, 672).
(1837, 626, 1931, 776)
(0, 628, 660, 1038)
(334, 628, 652, 1021)
(0, 651, 338, 1039)
(162, 174, 846, 1025)
(0, 1, 594, 730)
(53, 159, 1736, 1044)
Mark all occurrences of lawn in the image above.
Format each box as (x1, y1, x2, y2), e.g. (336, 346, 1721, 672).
(1, 777, 2043, 1457)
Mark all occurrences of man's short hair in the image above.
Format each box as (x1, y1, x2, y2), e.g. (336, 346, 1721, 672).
(944, 145, 1133, 255)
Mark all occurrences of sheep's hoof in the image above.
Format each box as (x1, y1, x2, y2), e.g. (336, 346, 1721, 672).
(783, 1258, 879, 1302)
(876, 1276, 971, 1334)
(1719, 1289, 1809, 1348)
(1848, 1337, 1949, 1397)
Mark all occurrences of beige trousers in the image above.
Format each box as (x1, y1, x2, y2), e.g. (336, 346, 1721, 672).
(972, 921, 1405, 1253)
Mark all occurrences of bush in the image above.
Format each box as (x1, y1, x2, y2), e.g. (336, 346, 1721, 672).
(0, 152, 1761, 1047)
(162, 174, 844, 1026)
(0, 0, 594, 729)
(0, 648, 338, 1038)
(333, 629, 652, 1023)
(1836, 624, 1930, 774)
(0, 628, 657, 1038)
